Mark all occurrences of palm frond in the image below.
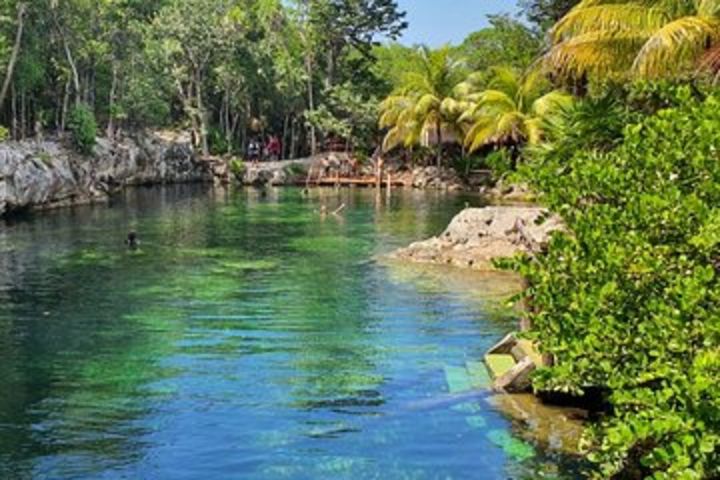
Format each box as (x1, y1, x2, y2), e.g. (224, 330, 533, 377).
(496, 111, 527, 143)
(464, 117, 497, 152)
(487, 66, 521, 99)
(415, 93, 440, 116)
(525, 117, 544, 145)
(633, 16, 720, 77)
(698, 0, 720, 17)
(552, 4, 670, 41)
(545, 31, 649, 78)
(474, 89, 517, 113)
(532, 91, 575, 118)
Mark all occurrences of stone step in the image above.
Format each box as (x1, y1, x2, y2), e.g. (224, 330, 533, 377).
(466, 361, 492, 389)
(485, 354, 517, 380)
(443, 365, 474, 394)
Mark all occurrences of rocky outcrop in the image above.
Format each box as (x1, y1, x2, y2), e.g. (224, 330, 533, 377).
(391, 207, 564, 270)
(241, 158, 315, 186)
(394, 166, 465, 191)
(0, 131, 211, 216)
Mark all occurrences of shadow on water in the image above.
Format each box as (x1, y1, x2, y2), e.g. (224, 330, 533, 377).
(0, 185, 585, 479)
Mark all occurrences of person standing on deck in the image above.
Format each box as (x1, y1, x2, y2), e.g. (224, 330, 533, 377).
(248, 138, 261, 166)
(266, 135, 281, 161)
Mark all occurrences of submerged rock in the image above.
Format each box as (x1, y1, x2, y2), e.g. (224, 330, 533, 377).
(0, 131, 211, 216)
(488, 393, 587, 455)
(391, 207, 564, 270)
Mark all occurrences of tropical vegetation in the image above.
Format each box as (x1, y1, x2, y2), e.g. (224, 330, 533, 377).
(510, 86, 720, 479)
(1, 0, 719, 477)
(546, 0, 720, 81)
(375, 1, 720, 478)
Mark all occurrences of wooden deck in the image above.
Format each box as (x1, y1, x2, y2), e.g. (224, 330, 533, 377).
(306, 176, 407, 187)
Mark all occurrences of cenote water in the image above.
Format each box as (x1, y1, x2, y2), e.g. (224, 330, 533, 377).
(0, 186, 581, 479)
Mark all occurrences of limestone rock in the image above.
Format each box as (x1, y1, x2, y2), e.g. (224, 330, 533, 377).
(406, 166, 465, 191)
(391, 207, 564, 270)
(0, 131, 211, 216)
(241, 158, 315, 187)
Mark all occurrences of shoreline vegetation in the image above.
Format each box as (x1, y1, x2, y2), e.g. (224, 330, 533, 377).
(0, 0, 718, 477)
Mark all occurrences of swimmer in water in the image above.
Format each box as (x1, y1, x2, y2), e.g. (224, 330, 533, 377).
(126, 231, 139, 249)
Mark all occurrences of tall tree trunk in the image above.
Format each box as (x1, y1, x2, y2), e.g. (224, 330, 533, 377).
(20, 88, 26, 140)
(222, 90, 232, 153)
(106, 62, 118, 140)
(195, 73, 209, 158)
(175, 79, 200, 151)
(230, 112, 241, 153)
(325, 47, 335, 90)
(56, 18, 81, 106)
(290, 118, 298, 159)
(282, 114, 290, 160)
(0, 3, 27, 110)
(11, 83, 17, 140)
(436, 121, 443, 168)
(60, 78, 71, 131)
(305, 55, 317, 155)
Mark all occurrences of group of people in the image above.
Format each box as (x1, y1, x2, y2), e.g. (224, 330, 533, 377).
(247, 135, 282, 164)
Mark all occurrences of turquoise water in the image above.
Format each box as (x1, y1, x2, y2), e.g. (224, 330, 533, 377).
(0, 186, 580, 479)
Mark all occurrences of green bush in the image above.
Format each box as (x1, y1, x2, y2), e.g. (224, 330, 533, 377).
(229, 157, 245, 178)
(511, 88, 720, 478)
(67, 104, 97, 154)
(209, 127, 231, 155)
(484, 149, 514, 179)
(0, 125, 9, 142)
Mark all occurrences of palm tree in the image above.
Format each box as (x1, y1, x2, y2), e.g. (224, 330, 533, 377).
(459, 67, 573, 156)
(378, 46, 467, 167)
(545, 0, 720, 80)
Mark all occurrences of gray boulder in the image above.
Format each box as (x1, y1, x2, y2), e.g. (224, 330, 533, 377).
(391, 207, 564, 270)
(0, 130, 211, 216)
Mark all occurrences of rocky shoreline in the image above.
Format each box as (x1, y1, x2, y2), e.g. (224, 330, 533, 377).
(232, 152, 466, 191)
(0, 131, 211, 217)
(1, 141, 473, 217)
(387, 206, 584, 454)
(390, 206, 564, 271)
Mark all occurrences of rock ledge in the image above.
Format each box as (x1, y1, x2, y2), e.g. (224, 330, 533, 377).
(391, 207, 564, 270)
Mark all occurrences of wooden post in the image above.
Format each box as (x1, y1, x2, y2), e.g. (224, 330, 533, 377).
(376, 156, 384, 190)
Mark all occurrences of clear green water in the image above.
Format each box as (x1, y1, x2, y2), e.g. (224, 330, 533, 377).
(0, 186, 580, 479)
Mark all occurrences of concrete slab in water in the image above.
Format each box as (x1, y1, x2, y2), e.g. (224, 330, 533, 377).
(444, 365, 474, 394)
(486, 354, 517, 379)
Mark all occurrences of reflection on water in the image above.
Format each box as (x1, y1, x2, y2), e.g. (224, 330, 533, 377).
(0, 185, 582, 479)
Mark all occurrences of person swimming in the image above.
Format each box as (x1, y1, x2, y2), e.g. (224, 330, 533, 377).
(126, 231, 139, 249)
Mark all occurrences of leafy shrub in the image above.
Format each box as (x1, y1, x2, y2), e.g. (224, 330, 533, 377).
(120, 74, 171, 127)
(209, 127, 231, 155)
(67, 104, 97, 154)
(484, 149, 513, 179)
(229, 157, 245, 178)
(0, 125, 9, 142)
(512, 88, 720, 478)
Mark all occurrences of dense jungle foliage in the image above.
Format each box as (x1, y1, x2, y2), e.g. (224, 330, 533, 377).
(0, 0, 549, 159)
(509, 86, 720, 479)
(371, 0, 720, 477)
(0, 0, 409, 157)
(2, 0, 719, 477)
